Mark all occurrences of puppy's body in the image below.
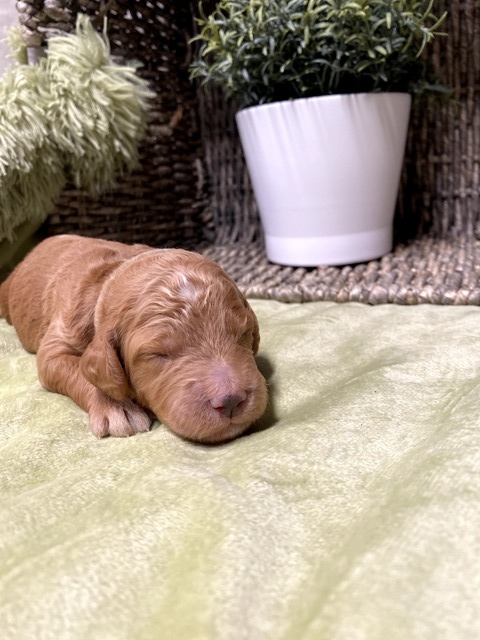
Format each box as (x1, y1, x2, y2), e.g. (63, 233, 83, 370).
(0, 235, 267, 443)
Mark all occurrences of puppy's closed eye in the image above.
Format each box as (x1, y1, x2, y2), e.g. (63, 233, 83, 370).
(133, 331, 181, 362)
(155, 352, 173, 361)
(140, 350, 175, 362)
(134, 346, 176, 364)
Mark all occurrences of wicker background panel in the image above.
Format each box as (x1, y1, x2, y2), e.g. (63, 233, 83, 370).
(397, 0, 480, 243)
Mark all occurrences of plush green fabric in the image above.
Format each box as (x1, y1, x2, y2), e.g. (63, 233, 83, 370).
(0, 301, 479, 640)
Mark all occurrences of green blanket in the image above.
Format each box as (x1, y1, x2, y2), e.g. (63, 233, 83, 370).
(1, 301, 479, 640)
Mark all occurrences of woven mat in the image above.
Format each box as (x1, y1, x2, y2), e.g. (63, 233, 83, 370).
(202, 235, 480, 305)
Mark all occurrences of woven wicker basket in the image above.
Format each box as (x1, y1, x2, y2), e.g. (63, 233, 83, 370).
(15, 0, 480, 304)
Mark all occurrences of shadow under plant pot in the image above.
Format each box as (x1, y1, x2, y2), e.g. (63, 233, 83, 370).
(236, 92, 411, 267)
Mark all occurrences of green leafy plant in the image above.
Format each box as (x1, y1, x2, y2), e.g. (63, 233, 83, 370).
(190, 0, 447, 107)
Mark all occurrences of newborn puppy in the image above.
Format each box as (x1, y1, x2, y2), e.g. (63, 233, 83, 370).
(0, 234, 268, 443)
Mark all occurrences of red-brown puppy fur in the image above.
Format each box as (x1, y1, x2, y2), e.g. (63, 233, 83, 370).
(0, 235, 267, 443)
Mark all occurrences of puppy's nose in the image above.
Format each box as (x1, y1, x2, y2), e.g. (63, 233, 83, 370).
(210, 392, 247, 419)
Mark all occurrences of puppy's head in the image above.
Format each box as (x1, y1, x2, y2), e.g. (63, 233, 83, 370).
(81, 249, 268, 443)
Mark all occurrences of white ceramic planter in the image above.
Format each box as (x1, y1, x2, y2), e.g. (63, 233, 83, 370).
(236, 93, 411, 267)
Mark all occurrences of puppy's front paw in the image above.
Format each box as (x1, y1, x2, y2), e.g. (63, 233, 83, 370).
(89, 393, 152, 438)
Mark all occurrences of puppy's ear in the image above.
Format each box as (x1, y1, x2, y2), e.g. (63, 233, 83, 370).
(80, 330, 133, 401)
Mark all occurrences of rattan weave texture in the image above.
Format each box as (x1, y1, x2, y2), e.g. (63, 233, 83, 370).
(14, 0, 480, 304)
(202, 235, 480, 304)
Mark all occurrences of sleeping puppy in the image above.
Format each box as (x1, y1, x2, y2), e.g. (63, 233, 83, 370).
(0, 234, 268, 443)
